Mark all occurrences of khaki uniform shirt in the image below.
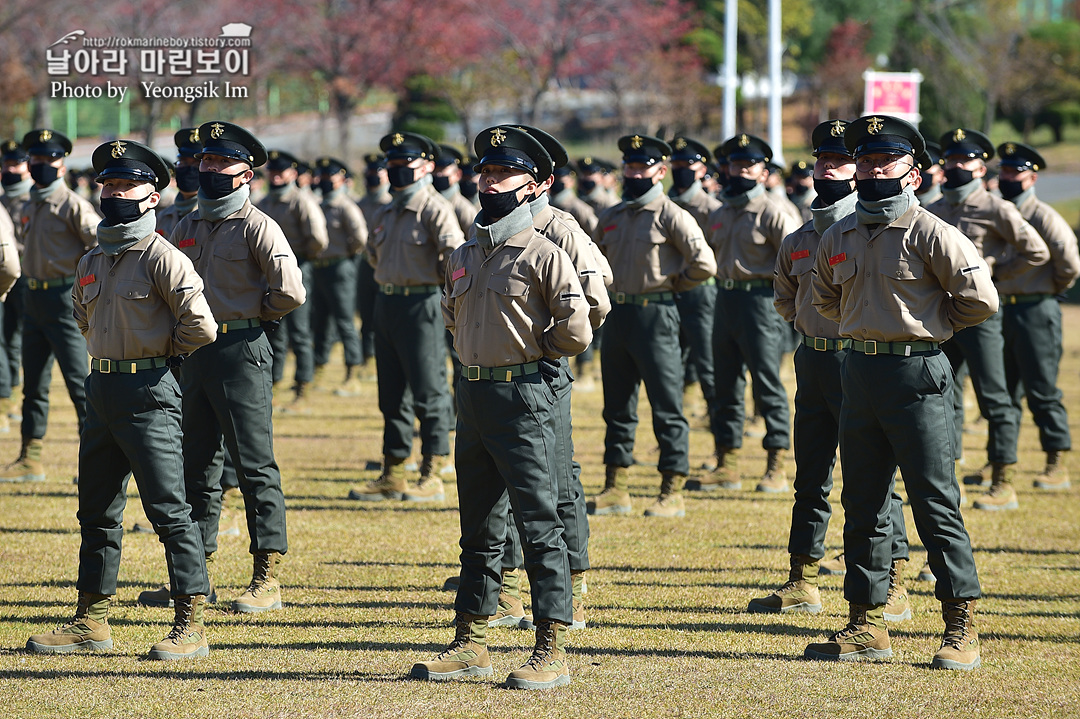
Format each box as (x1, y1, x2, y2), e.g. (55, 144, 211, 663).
(22, 184, 99, 280)
(774, 220, 840, 339)
(709, 191, 801, 281)
(73, 233, 216, 360)
(321, 193, 368, 259)
(169, 200, 305, 322)
(926, 184, 1048, 282)
(594, 192, 716, 295)
(550, 189, 599, 234)
(1, 188, 30, 248)
(768, 186, 804, 224)
(443, 224, 592, 366)
(996, 193, 1080, 296)
(0, 203, 21, 300)
(579, 186, 618, 215)
(442, 188, 478, 235)
(358, 190, 392, 227)
(534, 202, 611, 330)
(368, 184, 465, 287)
(811, 204, 998, 343)
(257, 185, 329, 261)
(671, 185, 722, 234)
(155, 195, 198, 239)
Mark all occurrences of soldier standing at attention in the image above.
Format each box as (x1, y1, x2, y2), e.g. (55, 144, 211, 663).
(311, 157, 368, 395)
(691, 134, 799, 494)
(996, 141, 1080, 491)
(0, 130, 98, 483)
(765, 160, 803, 224)
(786, 160, 816, 222)
(167, 121, 305, 613)
(915, 142, 944, 206)
(26, 141, 215, 659)
(548, 162, 598, 234)
(433, 144, 479, 234)
(749, 120, 910, 624)
(1, 139, 32, 415)
(668, 136, 721, 430)
(588, 134, 716, 518)
(257, 150, 328, 405)
(411, 125, 591, 689)
(806, 115, 995, 670)
(0, 195, 21, 435)
(356, 153, 392, 371)
(348, 132, 463, 503)
(926, 129, 1049, 511)
(156, 129, 203, 238)
(576, 157, 618, 215)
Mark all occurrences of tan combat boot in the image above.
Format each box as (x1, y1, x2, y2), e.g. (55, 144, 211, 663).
(148, 594, 209, 660)
(348, 456, 407, 500)
(232, 551, 283, 613)
(962, 462, 992, 488)
(27, 592, 113, 653)
(643, 471, 686, 517)
(756, 448, 788, 493)
(973, 463, 1019, 510)
(0, 397, 10, 433)
(288, 381, 312, 412)
(804, 602, 892, 662)
(403, 454, 446, 502)
(411, 613, 493, 681)
(586, 466, 632, 515)
(0, 438, 45, 483)
(569, 571, 586, 630)
(819, 552, 847, 576)
(687, 446, 739, 490)
(334, 364, 362, 397)
(1034, 450, 1071, 490)
(505, 620, 571, 690)
(139, 553, 218, 608)
(931, 599, 981, 670)
(747, 554, 822, 614)
(883, 558, 912, 622)
(490, 568, 531, 628)
(917, 558, 936, 583)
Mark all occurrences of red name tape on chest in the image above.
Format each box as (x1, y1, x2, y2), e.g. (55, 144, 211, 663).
(828, 253, 847, 266)
(79, 274, 95, 287)
(179, 238, 196, 248)
(791, 249, 810, 260)
(452, 267, 466, 281)
(603, 224, 617, 233)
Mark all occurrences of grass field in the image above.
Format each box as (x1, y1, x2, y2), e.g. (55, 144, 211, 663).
(1, 302, 1079, 719)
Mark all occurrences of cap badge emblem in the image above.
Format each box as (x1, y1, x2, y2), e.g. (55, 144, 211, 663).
(189, 129, 200, 143)
(210, 123, 226, 139)
(830, 120, 844, 137)
(491, 128, 507, 146)
(673, 138, 687, 150)
(110, 141, 126, 159)
(953, 129, 966, 142)
(40, 130, 53, 142)
(391, 133, 404, 146)
(738, 134, 750, 147)
(867, 117, 884, 135)
(630, 135, 643, 149)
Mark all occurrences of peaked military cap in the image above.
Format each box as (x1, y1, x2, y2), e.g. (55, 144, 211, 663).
(576, 157, 604, 174)
(720, 133, 772, 163)
(314, 156, 349, 177)
(940, 128, 993, 161)
(363, 152, 387, 170)
(553, 163, 574, 178)
(461, 156, 479, 178)
(380, 131, 437, 162)
(811, 120, 851, 157)
(618, 134, 670, 166)
(767, 160, 785, 177)
(22, 129, 72, 158)
(92, 139, 171, 191)
(789, 160, 812, 178)
(472, 126, 553, 180)
(196, 121, 267, 167)
(923, 141, 943, 167)
(1, 139, 29, 162)
(266, 150, 301, 172)
(174, 128, 202, 158)
(997, 141, 1046, 172)
(844, 115, 924, 159)
(435, 144, 464, 168)
(519, 126, 568, 175)
(669, 137, 711, 164)
(916, 150, 935, 172)
(296, 161, 312, 177)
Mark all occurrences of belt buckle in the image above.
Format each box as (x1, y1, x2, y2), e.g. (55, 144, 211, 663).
(129, 361, 138, 374)
(641, 297, 648, 307)
(722, 279, 735, 290)
(221, 322, 228, 334)
(99, 358, 112, 374)
(863, 340, 878, 356)
(614, 292, 626, 305)
(813, 337, 827, 352)
(1007, 295, 1018, 305)
(382, 283, 394, 295)
(466, 365, 481, 381)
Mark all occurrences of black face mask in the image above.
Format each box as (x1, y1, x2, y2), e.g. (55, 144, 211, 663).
(99, 194, 152, 226)
(671, 167, 697, 190)
(477, 184, 528, 219)
(318, 178, 335, 195)
(29, 163, 59, 187)
(813, 178, 854, 206)
(622, 176, 655, 200)
(943, 166, 975, 188)
(175, 164, 200, 193)
(550, 178, 567, 196)
(1, 172, 24, 187)
(460, 178, 478, 199)
(578, 179, 596, 195)
(855, 177, 905, 202)
(998, 179, 1025, 200)
(726, 175, 758, 195)
(387, 165, 416, 189)
(364, 172, 383, 189)
(199, 170, 246, 199)
(790, 183, 810, 198)
(432, 175, 451, 193)
(917, 171, 934, 193)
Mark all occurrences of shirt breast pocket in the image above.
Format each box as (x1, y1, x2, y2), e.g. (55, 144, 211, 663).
(79, 280, 101, 311)
(115, 279, 154, 330)
(790, 256, 814, 278)
(879, 257, 924, 313)
(831, 257, 857, 285)
(450, 274, 472, 299)
(489, 275, 529, 300)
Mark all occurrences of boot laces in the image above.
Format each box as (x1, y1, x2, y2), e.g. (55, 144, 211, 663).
(523, 623, 557, 669)
(942, 602, 972, 648)
(437, 617, 474, 659)
(245, 555, 272, 594)
(886, 564, 903, 604)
